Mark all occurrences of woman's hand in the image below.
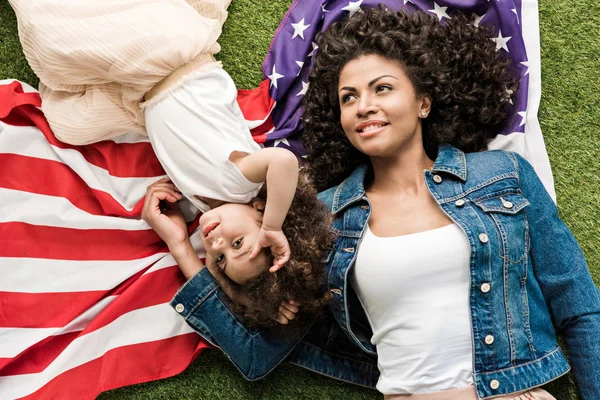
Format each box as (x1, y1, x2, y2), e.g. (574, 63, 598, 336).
(205, 261, 299, 326)
(249, 227, 291, 272)
(141, 177, 187, 249)
(276, 300, 300, 325)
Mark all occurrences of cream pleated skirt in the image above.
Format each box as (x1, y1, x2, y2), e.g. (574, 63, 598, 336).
(9, 0, 230, 144)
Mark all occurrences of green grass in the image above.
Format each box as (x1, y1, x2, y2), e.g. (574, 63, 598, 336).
(1, 0, 598, 398)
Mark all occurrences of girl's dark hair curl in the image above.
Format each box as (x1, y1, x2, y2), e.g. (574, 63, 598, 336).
(303, 6, 519, 191)
(219, 170, 333, 331)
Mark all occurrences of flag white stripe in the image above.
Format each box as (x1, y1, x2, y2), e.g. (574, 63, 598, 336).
(0, 188, 150, 230)
(0, 124, 160, 210)
(0, 255, 170, 293)
(0, 296, 117, 357)
(520, 0, 555, 200)
(0, 303, 195, 399)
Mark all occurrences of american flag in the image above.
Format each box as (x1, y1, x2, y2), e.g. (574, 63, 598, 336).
(0, 0, 550, 398)
(262, 0, 554, 198)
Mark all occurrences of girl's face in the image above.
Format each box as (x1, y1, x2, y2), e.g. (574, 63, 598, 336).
(337, 54, 431, 159)
(199, 202, 268, 285)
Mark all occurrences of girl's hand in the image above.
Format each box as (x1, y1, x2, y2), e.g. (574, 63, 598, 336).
(249, 227, 291, 272)
(141, 177, 187, 248)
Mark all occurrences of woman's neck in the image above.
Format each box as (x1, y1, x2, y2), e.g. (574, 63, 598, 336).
(368, 146, 434, 195)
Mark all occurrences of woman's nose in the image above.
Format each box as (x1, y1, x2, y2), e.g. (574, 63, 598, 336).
(356, 94, 378, 116)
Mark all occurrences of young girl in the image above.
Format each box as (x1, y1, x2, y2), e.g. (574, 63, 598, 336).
(162, 6, 600, 400)
(9, 0, 332, 327)
(141, 171, 333, 328)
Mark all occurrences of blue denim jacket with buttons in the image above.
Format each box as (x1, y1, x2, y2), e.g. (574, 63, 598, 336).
(170, 145, 600, 399)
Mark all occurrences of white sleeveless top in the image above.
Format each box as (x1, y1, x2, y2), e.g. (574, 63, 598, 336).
(351, 223, 473, 395)
(145, 67, 263, 212)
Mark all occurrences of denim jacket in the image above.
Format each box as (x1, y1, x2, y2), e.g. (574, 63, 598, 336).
(171, 145, 600, 399)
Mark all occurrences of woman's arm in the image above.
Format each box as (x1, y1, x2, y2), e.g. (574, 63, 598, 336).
(513, 153, 600, 399)
(170, 266, 308, 380)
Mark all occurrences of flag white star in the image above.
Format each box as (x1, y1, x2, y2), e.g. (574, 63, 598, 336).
(472, 13, 486, 28)
(295, 60, 304, 76)
(307, 41, 319, 57)
(511, 8, 520, 24)
(429, 2, 450, 21)
(321, 4, 329, 13)
(291, 18, 310, 40)
(520, 61, 530, 76)
(517, 111, 527, 127)
(296, 81, 309, 96)
(506, 89, 514, 105)
(341, 0, 363, 18)
(274, 138, 290, 147)
(404, 0, 412, 4)
(267, 65, 284, 89)
(491, 30, 512, 52)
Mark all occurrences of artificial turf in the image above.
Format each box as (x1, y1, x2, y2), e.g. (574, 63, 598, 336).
(1, 0, 598, 398)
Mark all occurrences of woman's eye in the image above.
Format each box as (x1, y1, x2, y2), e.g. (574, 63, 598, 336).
(216, 254, 225, 263)
(233, 239, 243, 249)
(341, 93, 356, 104)
(376, 84, 391, 93)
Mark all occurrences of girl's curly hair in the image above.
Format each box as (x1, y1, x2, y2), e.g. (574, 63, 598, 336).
(303, 6, 519, 191)
(210, 170, 333, 332)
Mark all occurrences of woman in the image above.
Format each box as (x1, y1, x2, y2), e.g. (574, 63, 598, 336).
(168, 6, 600, 399)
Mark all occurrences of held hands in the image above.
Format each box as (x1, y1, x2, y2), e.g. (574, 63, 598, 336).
(141, 177, 188, 249)
(249, 226, 291, 272)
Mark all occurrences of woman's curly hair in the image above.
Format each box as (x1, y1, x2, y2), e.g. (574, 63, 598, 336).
(303, 6, 519, 191)
(209, 170, 334, 332)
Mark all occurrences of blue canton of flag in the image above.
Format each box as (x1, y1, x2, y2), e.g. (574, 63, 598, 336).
(261, 0, 530, 156)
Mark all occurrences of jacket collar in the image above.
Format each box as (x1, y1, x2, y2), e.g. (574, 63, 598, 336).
(331, 145, 467, 215)
(431, 144, 467, 182)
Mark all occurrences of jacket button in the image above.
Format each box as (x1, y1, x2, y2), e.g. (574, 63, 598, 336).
(490, 379, 500, 390)
(485, 335, 495, 345)
(433, 174, 443, 184)
(480, 283, 491, 293)
(455, 199, 465, 207)
(360, 205, 369, 209)
(479, 233, 489, 243)
(501, 197, 514, 209)
(342, 247, 355, 253)
(175, 304, 185, 313)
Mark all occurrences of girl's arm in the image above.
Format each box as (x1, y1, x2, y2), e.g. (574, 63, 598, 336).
(233, 148, 299, 268)
(513, 153, 600, 399)
(233, 147, 299, 230)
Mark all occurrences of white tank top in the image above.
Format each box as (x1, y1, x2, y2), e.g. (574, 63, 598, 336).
(351, 223, 473, 395)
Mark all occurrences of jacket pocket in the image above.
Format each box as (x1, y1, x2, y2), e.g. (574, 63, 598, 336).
(474, 192, 531, 263)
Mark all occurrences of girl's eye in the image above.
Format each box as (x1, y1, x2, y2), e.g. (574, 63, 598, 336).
(233, 239, 243, 249)
(376, 84, 391, 93)
(216, 254, 225, 264)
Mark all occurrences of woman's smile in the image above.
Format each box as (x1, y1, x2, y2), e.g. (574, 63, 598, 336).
(356, 120, 389, 137)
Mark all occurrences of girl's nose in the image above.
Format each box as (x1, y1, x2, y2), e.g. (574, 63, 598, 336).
(211, 237, 224, 250)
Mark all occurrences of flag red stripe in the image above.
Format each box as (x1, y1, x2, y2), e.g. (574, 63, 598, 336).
(20, 334, 209, 400)
(0, 222, 166, 260)
(1, 154, 146, 217)
(1, 264, 182, 329)
(0, 332, 79, 376)
(0, 82, 165, 179)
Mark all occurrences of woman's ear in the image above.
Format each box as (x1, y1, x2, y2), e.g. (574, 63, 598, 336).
(250, 198, 266, 213)
(419, 95, 432, 118)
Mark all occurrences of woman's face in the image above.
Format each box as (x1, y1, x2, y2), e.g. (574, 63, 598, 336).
(337, 54, 431, 159)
